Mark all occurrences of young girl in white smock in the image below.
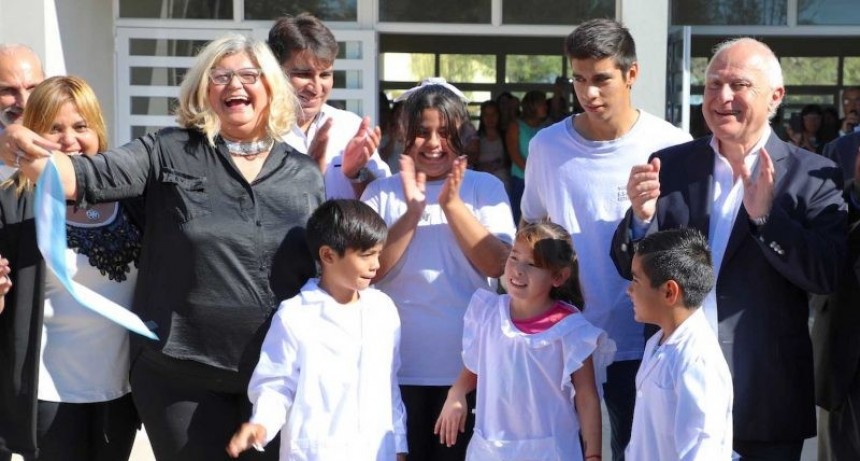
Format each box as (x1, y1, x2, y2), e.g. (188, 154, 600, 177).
(435, 222, 615, 461)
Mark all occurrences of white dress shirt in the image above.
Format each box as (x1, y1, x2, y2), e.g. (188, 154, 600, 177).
(284, 104, 391, 199)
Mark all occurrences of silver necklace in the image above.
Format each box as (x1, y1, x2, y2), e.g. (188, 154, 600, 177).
(223, 137, 274, 157)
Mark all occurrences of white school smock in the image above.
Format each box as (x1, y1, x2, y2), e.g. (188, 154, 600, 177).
(463, 289, 616, 461)
(362, 170, 516, 385)
(248, 279, 408, 461)
(626, 308, 733, 461)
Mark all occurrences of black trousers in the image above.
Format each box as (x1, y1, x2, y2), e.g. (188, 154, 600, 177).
(400, 385, 475, 461)
(23, 393, 139, 461)
(130, 351, 278, 461)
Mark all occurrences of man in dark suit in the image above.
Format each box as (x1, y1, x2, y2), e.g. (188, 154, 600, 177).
(812, 145, 860, 461)
(611, 37, 847, 460)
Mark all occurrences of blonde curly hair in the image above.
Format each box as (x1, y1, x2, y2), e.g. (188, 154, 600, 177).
(174, 33, 299, 145)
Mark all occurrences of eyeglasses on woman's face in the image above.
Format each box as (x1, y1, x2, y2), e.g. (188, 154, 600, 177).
(208, 68, 262, 86)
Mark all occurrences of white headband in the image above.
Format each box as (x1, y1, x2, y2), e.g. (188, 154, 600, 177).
(393, 77, 469, 103)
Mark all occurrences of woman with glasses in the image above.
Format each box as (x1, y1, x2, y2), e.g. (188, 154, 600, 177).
(1, 34, 323, 461)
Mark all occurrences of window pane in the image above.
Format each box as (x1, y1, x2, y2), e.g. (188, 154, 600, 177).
(333, 70, 362, 89)
(691, 57, 709, 86)
(503, 0, 614, 25)
(844, 57, 860, 86)
(130, 67, 189, 86)
(439, 55, 496, 84)
(338, 41, 362, 60)
(799, 0, 860, 25)
(119, 0, 232, 19)
(379, 0, 490, 23)
(672, 0, 787, 25)
(782, 94, 836, 106)
(131, 97, 179, 116)
(382, 53, 436, 82)
(244, 0, 357, 21)
(505, 55, 563, 84)
(129, 39, 210, 57)
(780, 57, 838, 85)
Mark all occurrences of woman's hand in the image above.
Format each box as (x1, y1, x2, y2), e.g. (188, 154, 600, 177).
(0, 124, 59, 166)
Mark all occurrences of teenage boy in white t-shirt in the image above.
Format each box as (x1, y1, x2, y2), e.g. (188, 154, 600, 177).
(625, 228, 733, 461)
(520, 18, 692, 461)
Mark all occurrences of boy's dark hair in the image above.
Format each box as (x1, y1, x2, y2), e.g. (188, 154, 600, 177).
(516, 221, 584, 309)
(402, 84, 469, 157)
(267, 13, 339, 66)
(306, 199, 388, 262)
(564, 18, 637, 75)
(635, 227, 714, 309)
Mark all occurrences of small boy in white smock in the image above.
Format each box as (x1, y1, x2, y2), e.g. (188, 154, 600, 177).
(625, 228, 733, 461)
(228, 199, 407, 461)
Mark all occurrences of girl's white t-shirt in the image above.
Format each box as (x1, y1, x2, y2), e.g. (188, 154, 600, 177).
(362, 170, 516, 385)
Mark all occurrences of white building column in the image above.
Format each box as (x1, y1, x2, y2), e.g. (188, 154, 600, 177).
(621, 0, 670, 119)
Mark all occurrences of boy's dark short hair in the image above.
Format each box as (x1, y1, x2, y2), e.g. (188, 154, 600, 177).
(564, 18, 637, 75)
(635, 228, 714, 309)
(306, 199, 388, 262)
(267, 12, 339, 66)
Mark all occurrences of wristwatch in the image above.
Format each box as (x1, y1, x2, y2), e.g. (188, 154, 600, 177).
(347, 167, 373, 184)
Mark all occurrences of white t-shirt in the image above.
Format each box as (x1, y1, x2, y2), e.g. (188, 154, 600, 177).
(362, 170, 516, 385)
(284, 104, 391, 199)
(463, 289, 615, 461)
(38, 211, 137, 403)
(249, 279, 407, 460)
(626, 308, 734, 461)
(521, 112, 692, 361)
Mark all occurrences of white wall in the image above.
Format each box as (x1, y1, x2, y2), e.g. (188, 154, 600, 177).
(0, 0, 115, 143)
(55, 0, 115, 144)
(621, 0, 670, 119)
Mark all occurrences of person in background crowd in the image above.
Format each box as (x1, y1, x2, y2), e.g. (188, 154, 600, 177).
(1, 34, 324, 461)
(813, 137, 860, 461)
(0, 44, 44, 180)
(839, 86, 860, 136)
(506, 89, 547, 224)
(472, 100, 509, 191)
(268, 13, 389, 199)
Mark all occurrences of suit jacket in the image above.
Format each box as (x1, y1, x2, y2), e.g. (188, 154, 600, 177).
(822, 131, 860, 182)
(811, 181, 860, 412)
(611, 133, 847, 442)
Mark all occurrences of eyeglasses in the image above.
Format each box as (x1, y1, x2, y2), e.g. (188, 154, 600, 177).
(208, 68, 262, 85)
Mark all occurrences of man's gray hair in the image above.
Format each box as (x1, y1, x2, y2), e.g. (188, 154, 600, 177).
(710, 37, 784, 118)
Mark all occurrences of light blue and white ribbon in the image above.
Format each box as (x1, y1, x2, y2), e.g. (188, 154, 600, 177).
(35, 157, 157, 340)
(393, 77, 469, 103)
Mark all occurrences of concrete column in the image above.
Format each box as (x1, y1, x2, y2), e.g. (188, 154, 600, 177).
(621, 0, 670, 119)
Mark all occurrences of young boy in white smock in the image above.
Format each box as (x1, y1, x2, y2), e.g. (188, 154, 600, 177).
(625, 228, 733, 461)
(227, 199, 407, 461)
